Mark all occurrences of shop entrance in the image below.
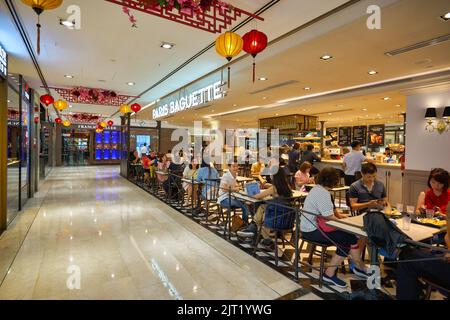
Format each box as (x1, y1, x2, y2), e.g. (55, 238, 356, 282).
(62, 130, 90, 166)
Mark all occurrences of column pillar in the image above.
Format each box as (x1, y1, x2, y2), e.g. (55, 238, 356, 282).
(0, 77, 7, 233)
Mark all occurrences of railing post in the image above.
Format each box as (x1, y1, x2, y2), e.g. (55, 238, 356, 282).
(226, 188, 232, 240)
(167, 171, 171, 203)
(294, 207, 300, 280)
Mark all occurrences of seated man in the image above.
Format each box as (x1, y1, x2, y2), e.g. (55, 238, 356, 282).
(396, 215, 450, 300)
(349, 163, 389, 214)
(218, 161, 250, 224)
(251, 159, 268, 185)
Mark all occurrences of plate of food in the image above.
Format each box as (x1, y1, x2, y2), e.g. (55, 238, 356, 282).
(384, 208, 402, 217)
(415, 217, 447, 228)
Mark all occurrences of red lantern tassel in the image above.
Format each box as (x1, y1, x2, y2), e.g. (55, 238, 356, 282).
(253, 61, 256, 83)
(37, 16, 41, 55)
(227, 66, 231, 89)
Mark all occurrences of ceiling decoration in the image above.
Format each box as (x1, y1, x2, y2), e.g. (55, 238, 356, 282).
(49, 86, 134, 106)
(64, 112, 102, 124)
(105, 0, 263, 33)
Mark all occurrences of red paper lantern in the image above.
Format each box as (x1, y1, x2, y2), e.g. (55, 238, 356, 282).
(107, 120, 114, 127)
(243, 30, 268, 82)
(55, 117, 62, 124)
(40, 94, 54, 106)
(131, 103, 142, 113)
(34, 116, 40, 124)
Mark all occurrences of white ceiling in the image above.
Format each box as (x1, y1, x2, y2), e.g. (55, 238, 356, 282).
(2, 0, 450, 127)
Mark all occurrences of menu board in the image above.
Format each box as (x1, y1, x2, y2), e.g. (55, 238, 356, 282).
(368, 124, 385, 147)
(325, 127, 338, 146)
(338, 127, 352, 146)
(352, 126, 367, 146)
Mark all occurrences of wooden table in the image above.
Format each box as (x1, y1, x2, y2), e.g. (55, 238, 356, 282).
(232, 190, 308, 204)
(326, 213, 445, 242)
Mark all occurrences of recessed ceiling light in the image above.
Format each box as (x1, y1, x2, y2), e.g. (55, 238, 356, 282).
(64, 75, 74, 79)
(362, 108, 368, 111)
(395, 104, 401, 107)
(275, 113, 279, 116)
(262, 96, 267, 100)
(127, 82, 135, 86)
(320, 54, 333, 61)
(7, 99, 11, 103)
(303, 87, 311, 90)
(368, 70, 378, 75)
(440, 12, 450, 21)
(258, 77, 268, 81)
(233, 104, 237, 107)
(383, 97, 391, 101)
(302, 109, 307, 112)
(328, 113, 332, 115)
(161, 42, 175, 49)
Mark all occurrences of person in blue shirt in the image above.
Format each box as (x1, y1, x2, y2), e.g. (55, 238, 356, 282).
(196, 159, 220, 201)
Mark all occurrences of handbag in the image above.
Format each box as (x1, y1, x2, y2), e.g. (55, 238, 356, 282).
(317, 193, 337, 233)
(230, 215, 245, 233)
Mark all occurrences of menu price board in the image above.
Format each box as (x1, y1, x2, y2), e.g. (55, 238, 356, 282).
(352, 126, 367, 146)
(325, 127, 338, 146)
(368, 124, 385, 147)
(338, 127, 352, 146)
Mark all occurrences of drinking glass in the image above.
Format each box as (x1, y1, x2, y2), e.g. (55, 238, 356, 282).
(425, 208, 435, 219)
(402, 214, 411, 231)
(396, 203, 404, 213)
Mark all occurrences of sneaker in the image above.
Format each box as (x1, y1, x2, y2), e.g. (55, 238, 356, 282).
(322, 273, 348, 288)
(261, 238, 275, 251)
(237, 222, 257, 238)
(352, 266, 369, 279)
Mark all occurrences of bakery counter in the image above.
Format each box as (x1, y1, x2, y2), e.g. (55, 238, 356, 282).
(314, 160, 403, 205)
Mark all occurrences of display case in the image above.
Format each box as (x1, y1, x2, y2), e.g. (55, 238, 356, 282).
(94, 130, 121, 163)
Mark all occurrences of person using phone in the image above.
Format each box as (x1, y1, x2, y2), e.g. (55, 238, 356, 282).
(415, 168, 449, 217)
(348, 163, 389, 214)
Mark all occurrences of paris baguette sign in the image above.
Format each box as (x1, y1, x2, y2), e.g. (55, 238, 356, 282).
(152, 81, 225, 120)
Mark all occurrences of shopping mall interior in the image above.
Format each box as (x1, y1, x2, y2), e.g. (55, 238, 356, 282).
(0, 0, 449, 302)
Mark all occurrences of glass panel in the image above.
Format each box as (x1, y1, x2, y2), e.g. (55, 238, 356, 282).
(6, 85, 20, 224)
(20, 94, 30, 207)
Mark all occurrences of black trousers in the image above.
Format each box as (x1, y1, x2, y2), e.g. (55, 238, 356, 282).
(396, 247, 450, 300)
(302, 229, 359, 257)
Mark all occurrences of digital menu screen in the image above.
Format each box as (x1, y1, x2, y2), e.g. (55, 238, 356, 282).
(326, 127, 338, 146)
(368, 124, 385, 148)
(352, 126, 367, 146)
(338, 127, 352, 146)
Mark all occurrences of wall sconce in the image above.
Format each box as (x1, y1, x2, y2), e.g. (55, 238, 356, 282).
(425, 107, 450, 134)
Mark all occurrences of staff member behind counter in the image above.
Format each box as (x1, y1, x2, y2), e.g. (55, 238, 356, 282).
(342, 141, 375, 186)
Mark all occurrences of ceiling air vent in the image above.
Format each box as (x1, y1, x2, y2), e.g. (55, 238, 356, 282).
(385, 34, 450, 57)
(249, 80, 298, 95)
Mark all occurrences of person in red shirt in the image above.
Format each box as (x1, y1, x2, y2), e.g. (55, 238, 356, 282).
(141, 154, 151, 184)
(416, 168, 450, 216)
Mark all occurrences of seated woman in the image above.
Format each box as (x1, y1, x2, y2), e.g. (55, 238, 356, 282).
(300, 167, 368, 288)
(148, 151, 158, 180)
(295, 161, 315, 191)
(251, 159, 268, 185)
(141, 154, 151, 184)
(415, 168, 450, 216)
(156, 154, 170, 184)
(196, 158, 220, 203)
(129, 151, 141, 179)
(183, 158, 199, 206)
(237, 166, 293, 249)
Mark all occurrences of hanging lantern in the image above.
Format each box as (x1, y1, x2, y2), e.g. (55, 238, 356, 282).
(40, 94, 54, 106)
(95, 128, 103, 133)
(107, 120, 114, 127)
(119, 104, 131, 114)
(54, 99, 68, 111)
(131, 103, 142, 113)
(34, 116, 40, 124)
(63, 120, 71, 127)
(21, 0, 63, 55)
(215, 31, 243, 88)
(243, 30, 268, 82)
(100, 121, 107, 128)
(55, 117, 62, 124)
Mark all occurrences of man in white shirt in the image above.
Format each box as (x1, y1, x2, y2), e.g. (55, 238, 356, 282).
(140, 143, 148, 156)
(343, 141, 374, 186)
(218, 161, 250, 223)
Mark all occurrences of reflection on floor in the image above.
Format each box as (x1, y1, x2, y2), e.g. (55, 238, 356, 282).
(0, 166, 304, 300)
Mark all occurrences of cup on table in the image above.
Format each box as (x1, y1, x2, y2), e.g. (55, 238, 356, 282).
(425, 208, 435, 219)
(402, 214, 411, 231)
(407, 206, 415, 214)
(396, 203, 404, 213)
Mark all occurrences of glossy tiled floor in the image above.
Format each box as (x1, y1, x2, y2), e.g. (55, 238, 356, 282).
(0, 166, 301, 300)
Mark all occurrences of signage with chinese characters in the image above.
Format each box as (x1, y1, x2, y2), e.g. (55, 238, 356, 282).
(152, 81, 225, 119)
(0, 43, 7, 79)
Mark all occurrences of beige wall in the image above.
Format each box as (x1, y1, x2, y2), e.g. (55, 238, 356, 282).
(405, 90, 450, 172)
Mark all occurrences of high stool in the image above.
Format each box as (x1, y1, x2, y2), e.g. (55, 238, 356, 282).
(298, 239, 332, 288)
